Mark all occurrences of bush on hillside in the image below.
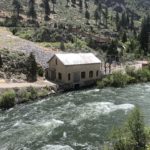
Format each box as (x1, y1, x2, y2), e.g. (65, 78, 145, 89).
(32, 27, 51, 42)
(9, 27, 18, 35)
(0, 90, 16, 109)
(4, 16, 18, 27)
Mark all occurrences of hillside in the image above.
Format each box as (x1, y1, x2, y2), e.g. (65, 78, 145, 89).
(0, 0, 148, 36)
(0, 0, 149, 65)
(0, 0, 149, 28)
(0, 27, 55, 68)
(0, 0, 149, 17)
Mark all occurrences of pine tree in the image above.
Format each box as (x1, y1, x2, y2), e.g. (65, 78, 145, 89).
(71, 0, 76, 7)
(94, 0, 99, 5)
(85, 10, 90, 24)
(121, 12, 126, 28)
(60, 41, 65, 51)
(94, 9, 99, 25)
(116, 12, 120, 31)
(26, 52, 37, 82)
(12, 0, 22, 19)
(126, 13, 130, 27)
(107, 40, 118, 55)
(42, 0, 51, 21)
(84, 0, 88, 10)
(130, 14, 134, 31)
(104, 7, 109, 28)
(122, 32, 127, 43)
(79, 0, 83, 13)
(97, 3, 102, 24)
(66, 0, 70, 7)
(27, 0, 37, 21)
(139, 15, 150, 54)
(51, 0, 56, 13)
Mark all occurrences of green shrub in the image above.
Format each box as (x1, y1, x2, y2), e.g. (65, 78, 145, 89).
(97, 80, 105, 89)
(111, 107, 146, 150)
(60, 41, 65, 51)
(126, 67, 150, 83)
(126, 66, 136, 77)
(0, 21, 4, 26)
(98, 67, 150, 89)
(32, 27, 51, 42)
(135, 69, 150, 82)
(9, 27, 18, 35)
(17, 89, 31, 103)
(37, 88, 49, 97)
(4, 17, 18, 27)
(27, 86, 38, 100)
(37, 66, 44, 77)
(97, 71, 131, 88)
(0, 90, 16, 109)
(111, 71, 131, 87)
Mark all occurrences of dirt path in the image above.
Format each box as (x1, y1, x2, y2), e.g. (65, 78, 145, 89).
(0, 27, 56, 68)
(0, 80, 58, 90)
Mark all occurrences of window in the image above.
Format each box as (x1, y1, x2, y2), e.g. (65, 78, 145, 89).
(89, 71, 93, 78)
(81, 72, 86, 79)
(58, 73, 62, 80)
(55, 59, 57, 65)
(96, 70, 99, 77)
(68, 73, 71, 81)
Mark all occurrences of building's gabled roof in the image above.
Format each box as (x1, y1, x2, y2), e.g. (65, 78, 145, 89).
(53, 53, 101, 65)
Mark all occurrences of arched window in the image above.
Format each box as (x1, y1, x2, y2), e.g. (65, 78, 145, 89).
(58, 72, 62, 80)
(68, 73, 71, 81)
(89, 71, 93, 78)
(96, 70, 99, 77)
(55, 59, 57, 65)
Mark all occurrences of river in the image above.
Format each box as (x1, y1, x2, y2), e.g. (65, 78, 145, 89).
(0, 83, 150, 150)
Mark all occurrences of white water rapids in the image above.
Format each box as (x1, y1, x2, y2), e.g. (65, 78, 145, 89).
(0, 83, 150, 150)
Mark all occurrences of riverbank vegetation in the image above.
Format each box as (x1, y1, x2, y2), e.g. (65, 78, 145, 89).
(107, 107, 147, 150)
(97, 66, 150, 88)
(0, 90, 16, 109)
(0, 86, 52, 110)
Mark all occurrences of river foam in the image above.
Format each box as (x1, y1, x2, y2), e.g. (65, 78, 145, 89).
(13, 120, 27, 128)
(71, 102, 135, 124)
(41, 145, 74, 150)
(82, 89, 100, 94)
(86, 102, 135, 114)
(39, 119, 64, 128)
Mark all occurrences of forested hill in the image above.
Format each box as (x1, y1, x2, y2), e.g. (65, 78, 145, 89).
(0, 0, 149, 63)
(0, 0, 149, 22)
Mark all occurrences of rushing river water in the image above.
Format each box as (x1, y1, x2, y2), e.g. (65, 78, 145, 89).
(1, 83, 150, 150)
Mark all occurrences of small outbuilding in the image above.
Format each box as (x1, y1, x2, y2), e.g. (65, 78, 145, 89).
(47, 53, 102, 89)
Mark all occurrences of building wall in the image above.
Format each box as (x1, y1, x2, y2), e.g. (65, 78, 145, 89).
(48, 56, 102, 85)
